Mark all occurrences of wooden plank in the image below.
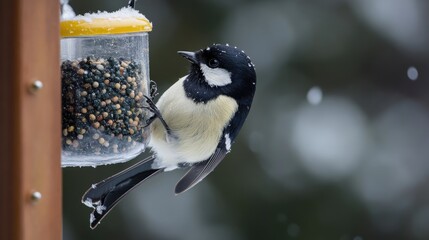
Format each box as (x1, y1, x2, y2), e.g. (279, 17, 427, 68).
(0, 0, 62, 240)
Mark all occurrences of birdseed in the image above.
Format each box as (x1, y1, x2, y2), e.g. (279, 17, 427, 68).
(61, 56, 150, 156)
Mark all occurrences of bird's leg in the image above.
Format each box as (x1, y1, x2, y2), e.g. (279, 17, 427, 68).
(143, 115, 157, 128)
(143, 96, 172, 135)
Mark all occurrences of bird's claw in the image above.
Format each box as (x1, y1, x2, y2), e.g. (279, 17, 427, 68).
(143, 95, 172, 135)
(149, 80, 159, 99)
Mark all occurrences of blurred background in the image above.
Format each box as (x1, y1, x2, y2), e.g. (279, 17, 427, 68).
(63, 0, 429, 239)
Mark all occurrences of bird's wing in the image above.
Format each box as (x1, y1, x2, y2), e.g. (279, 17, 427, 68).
(175, 147, 227, 194)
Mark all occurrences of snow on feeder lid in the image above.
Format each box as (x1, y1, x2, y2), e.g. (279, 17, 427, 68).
(60, 7, 152, 37)
(60, 7, 153, 167)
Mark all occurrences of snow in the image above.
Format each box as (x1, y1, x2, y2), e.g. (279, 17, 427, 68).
(291, 97, 367, 181)
(68, 7, 150, 23)
(306, 86, 323, 105)
(82, 198, 93, 207)
(407, 66, 418, 81)
(90, 213, 96, 224)
(61, 0, 76, 20)
(96, 205, 107, 214)
(225, 134, 231, 151)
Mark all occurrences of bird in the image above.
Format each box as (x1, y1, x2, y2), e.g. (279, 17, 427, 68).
(82, 44, 257, 229)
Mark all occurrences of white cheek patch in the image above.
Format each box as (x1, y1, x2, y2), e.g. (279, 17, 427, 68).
(200, 63, 232, 87)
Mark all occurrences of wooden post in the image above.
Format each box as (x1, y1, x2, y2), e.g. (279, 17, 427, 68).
(0, 0, 62, 240)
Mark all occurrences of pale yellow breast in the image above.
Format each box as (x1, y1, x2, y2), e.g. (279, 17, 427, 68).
(149, 77, 238, 166)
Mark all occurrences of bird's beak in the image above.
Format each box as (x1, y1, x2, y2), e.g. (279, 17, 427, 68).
(177, 51, 199, 64)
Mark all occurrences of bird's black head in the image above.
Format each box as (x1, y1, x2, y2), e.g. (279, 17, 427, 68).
(178, 44, 256, 103)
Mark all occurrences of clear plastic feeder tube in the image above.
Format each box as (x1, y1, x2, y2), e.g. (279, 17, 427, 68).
(60, 8, 152, 167)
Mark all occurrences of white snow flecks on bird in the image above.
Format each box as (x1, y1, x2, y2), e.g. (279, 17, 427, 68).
(96, 205, 107, 214)
(90, 213, 96, 225)
(82, 198, 94, 208)
(225, 134, 232, 151)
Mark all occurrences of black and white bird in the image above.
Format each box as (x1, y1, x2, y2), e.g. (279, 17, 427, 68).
(82, 44, 256, 229)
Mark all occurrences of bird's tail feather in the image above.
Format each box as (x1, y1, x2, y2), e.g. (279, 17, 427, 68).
(81, 155, 162, 229)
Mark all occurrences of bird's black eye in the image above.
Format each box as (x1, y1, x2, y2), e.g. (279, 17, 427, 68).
(208, 58, 219, 68)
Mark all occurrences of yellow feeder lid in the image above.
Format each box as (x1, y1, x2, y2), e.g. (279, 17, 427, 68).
(61, 7, 152, 38)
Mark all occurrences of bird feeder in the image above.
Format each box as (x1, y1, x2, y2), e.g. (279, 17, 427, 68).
(60, 7, 152, 167)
